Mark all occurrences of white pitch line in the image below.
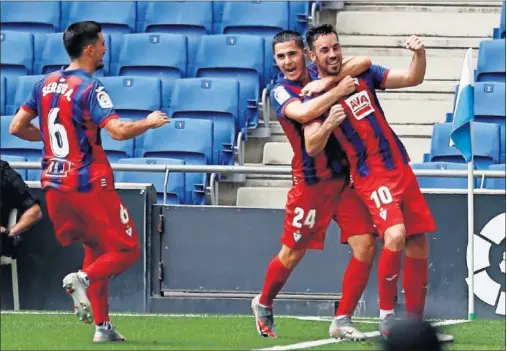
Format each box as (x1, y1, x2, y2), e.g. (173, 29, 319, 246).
(255, 319, 469, 351)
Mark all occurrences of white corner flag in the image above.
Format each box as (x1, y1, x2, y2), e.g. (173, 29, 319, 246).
(450, 48, 476, 321)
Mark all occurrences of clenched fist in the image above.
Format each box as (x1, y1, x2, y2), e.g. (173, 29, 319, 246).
(404, 35, 425, 54)
(147, 111, 170, 129)
(326, 104, 347, 128)
(336, 75, 356, 97)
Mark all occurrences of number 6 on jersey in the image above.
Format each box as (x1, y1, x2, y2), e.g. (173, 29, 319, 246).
(292, 207, 316, 229)
(48, 107, 70, 158)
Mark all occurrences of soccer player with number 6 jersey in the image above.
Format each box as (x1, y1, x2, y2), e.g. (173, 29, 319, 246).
(9, 21, 169, 343)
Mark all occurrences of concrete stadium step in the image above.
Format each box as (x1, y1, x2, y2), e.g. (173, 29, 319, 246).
(337, 8, 499, 37)
(341, 47, 479, 81)
(339, 35, 486, 49)
(236, 186, 289, 208)
(261, 133, 432, 167)
(377, 92, 454, 124)
(266, 121, 434, 139)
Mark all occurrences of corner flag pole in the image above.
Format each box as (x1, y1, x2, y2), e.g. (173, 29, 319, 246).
(467, 123, 475, 321)
(450, 47, 476, 321)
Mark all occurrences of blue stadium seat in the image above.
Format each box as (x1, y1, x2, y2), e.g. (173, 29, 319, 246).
(117, 33, 187, 102)
(9, 75, 45, 115)
(116, 157, 186, 204)
(143, 1, 213, 36)
(0, 115, 43, 180)
(475, 82, 506, 162)
(220, 1, 289, 85)
(60, 1, 72, 31)
(0, 1, 60, 64)
(0, 155, 28, 181)
(100, 126, 134, 163)
(1, 32, 34, 111)
(100, 76, 162, 122)
(0, 77, 5, 115)
(476, 39, 506, 82)
(411, 162, 470, 189)
(192, 35, 264, 131)
(0, 1, 60, 33)
(38, 33, 110, 76)
(67, 1, 136, 69)
(136, 118, 213, 205)
(170, 78, 239, 165)
(289, 2, 312, 34)
(430, 122, 501, 169)
(483, 164, 506, 190)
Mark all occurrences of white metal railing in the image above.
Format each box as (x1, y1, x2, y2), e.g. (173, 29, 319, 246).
(7, 161, 506, 205)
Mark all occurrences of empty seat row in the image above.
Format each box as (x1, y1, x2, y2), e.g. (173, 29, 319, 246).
(411, 162, 505, 190)
(1, 1, 314, 36)
(1, 32, 268, 130)
(493, 1, 505, 39)
(429, 122, 502, 169)
(3, 75, 240, 166)
(1, 116, 217, 204)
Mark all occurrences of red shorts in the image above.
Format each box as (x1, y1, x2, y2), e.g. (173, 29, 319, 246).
(45, 187, 139, 252)
(282, 178, 376, 250)
(352, 164, 437, 237)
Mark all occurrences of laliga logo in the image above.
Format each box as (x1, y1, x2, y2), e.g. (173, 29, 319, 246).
(466, 213, 506, 315)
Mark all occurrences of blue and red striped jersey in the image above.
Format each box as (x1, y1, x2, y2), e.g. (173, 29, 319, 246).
(309, 64, 410, 179)
(21, 68, 119, 192)
(270, 75, 349, 185)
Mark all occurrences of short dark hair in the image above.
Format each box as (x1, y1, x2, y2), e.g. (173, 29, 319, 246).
(306, 24, 339, 51)
(63, 21, 102, 60)
(272, 30, 305, 52)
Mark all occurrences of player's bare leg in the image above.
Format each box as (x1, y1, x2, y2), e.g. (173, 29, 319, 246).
(405, 235, 453, 343)
(378, 223, 405, 338)
(330, 234, 375, 341)
(253, 245, 306, 338)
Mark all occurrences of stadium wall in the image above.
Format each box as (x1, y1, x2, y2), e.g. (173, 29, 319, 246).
(1, 186, 505, 320)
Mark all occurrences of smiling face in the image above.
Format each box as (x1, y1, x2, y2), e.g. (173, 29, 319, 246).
(273, 39, 306, 82)
(308, 33, 342, 77)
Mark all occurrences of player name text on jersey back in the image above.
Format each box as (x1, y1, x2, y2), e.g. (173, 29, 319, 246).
(42, 81, 73, 101)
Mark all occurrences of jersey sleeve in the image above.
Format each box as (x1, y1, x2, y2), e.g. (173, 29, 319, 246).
(370, 64, 390, 90)
(85, 80, 119, 128)
(20, 78, 43, 114)
(269, 83, 300, 119)
(306, 63, 320, 81)
(301, 94, 326, 128)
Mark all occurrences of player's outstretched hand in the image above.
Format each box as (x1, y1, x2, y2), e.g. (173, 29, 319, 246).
(336, 75, 356, 97)
(300, 79, 330, 97)
(327, 104, 346, 127)
(404, 35, 425, 54)
(147, 111, 170, 129)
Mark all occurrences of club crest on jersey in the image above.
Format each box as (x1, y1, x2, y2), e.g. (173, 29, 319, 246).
(274, 86, 291, 105)
(97, 89, 113, 109)
(344, 90, 374, 120)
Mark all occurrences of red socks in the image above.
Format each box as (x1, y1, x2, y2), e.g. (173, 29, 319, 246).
(337, 257, 372, 316)
(259, 256, 292, 307)
(403, 256, 428, 318)
(378, 247, 402, 312)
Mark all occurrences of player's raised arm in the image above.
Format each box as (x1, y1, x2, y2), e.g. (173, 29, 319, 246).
(281, 77, 355, 124)
(103, 111, 170, 141)
(300, 56, 372, 97)
(304, 105, 346, 157)
(381, 35, 426, 89)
